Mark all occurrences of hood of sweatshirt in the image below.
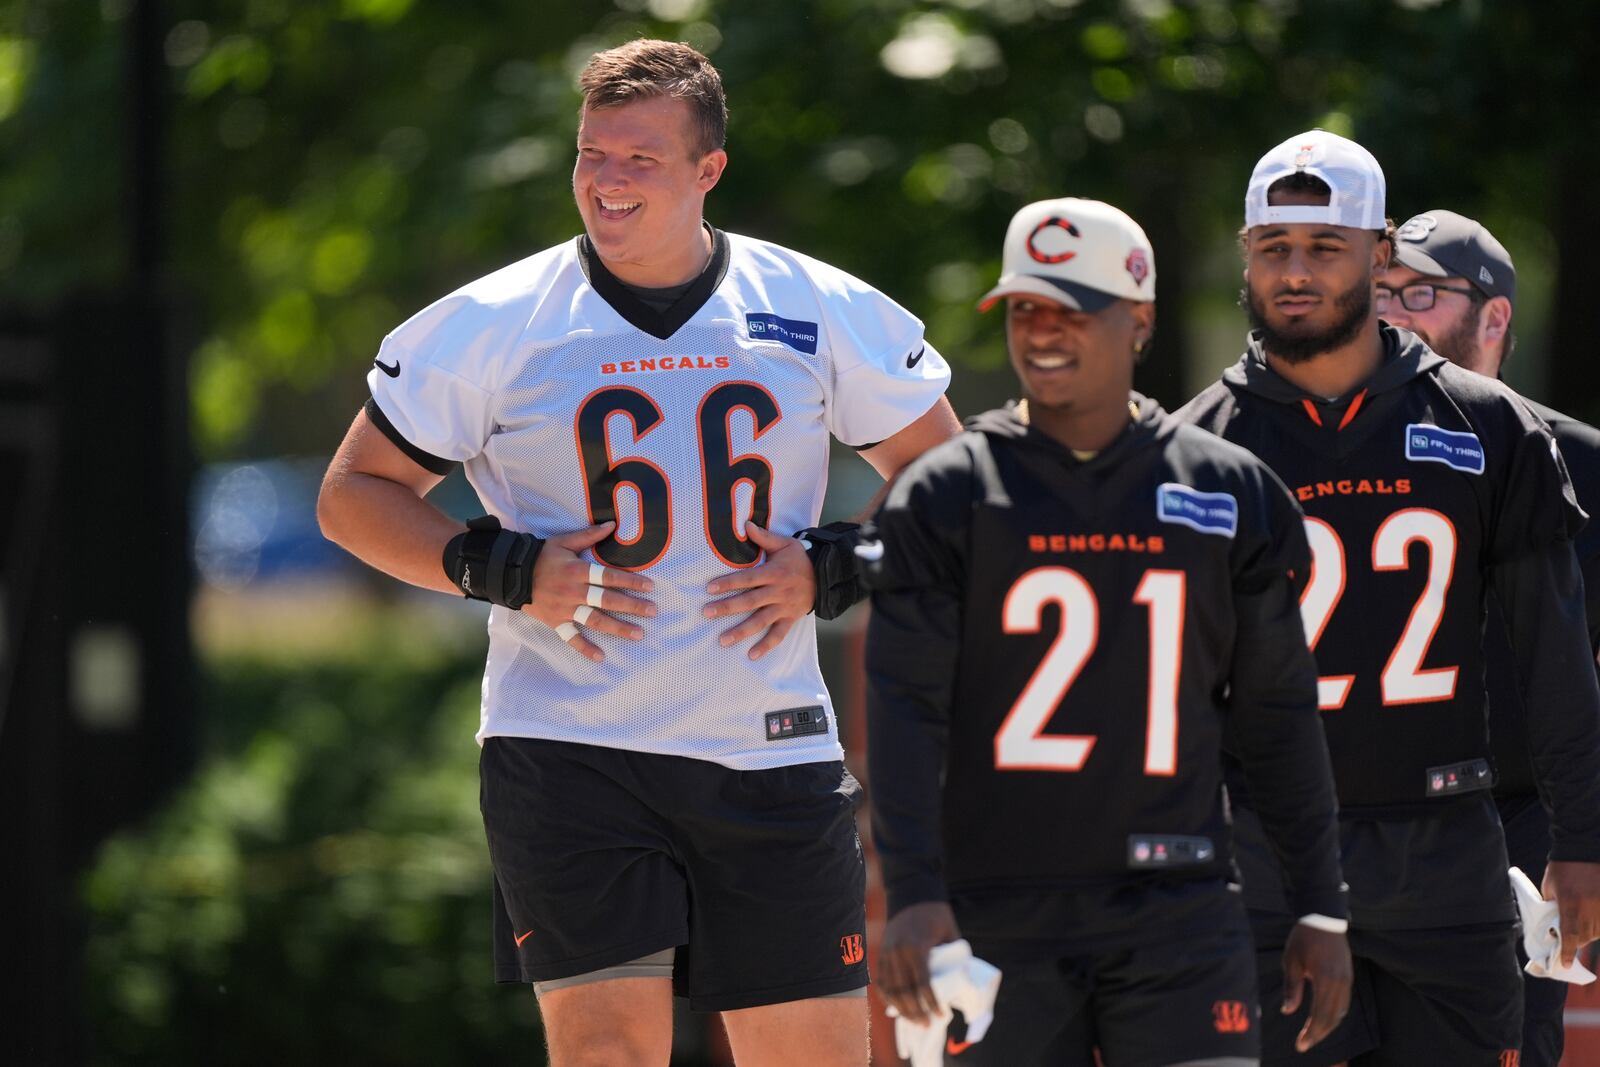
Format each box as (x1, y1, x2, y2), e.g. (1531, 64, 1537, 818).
(1221, 322, 1446, 408)
(964, 391, 1169, 475)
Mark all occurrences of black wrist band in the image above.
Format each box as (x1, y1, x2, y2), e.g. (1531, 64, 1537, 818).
(442, 516, 544, 609)
(796, 521, 866, 621)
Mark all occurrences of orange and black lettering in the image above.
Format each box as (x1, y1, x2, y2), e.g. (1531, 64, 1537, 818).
(1211, 1000, 1250, 1034)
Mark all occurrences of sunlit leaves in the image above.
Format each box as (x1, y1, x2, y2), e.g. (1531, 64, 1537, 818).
(0, 35, 36, 120)
(185, 34, 272, 98)
(9, 0, 1599, 453)
(309, 227, 373, 294)
(83, 652, 525, 1062)
(341, 0, 415, 26)
(881, 12, 1002, 80)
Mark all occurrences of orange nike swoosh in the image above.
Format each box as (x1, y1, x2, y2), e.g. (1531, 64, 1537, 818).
(515, 930, 534, 947)
(946, 1037, 974, 1055)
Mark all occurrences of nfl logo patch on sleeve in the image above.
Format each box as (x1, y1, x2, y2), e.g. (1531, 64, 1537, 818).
(1156, 483, 1238, 538)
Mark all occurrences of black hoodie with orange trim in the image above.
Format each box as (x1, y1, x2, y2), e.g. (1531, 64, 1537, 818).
(1179, 324, 1600, 924)
(864, 393, 1346, 942)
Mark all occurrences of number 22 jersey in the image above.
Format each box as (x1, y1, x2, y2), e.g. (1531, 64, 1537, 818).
(1178, 325, 1600, 871)
(364, 227, 950, 769)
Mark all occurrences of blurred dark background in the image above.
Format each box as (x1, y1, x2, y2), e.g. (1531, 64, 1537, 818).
(5, 0, 1600, 1063)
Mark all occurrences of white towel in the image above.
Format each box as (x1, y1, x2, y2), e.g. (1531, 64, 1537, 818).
(887, 939, 1003, 1067)
(1510, 866, 1596, 985)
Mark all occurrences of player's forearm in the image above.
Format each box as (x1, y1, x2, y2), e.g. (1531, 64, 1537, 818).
(866, 587, 961, 912)
(867, 712, 951, 913)
(317, 470, 465, 597)
(1582, 550, 1600, 658)
(1495, 543, 1600, 859)
(1228, 581, 1348, 918)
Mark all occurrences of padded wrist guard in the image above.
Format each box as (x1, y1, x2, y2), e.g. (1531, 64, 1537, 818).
(442, 516, 543, 610)
(796, 521, 867, 621)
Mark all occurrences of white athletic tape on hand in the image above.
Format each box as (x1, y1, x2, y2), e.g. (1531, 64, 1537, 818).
(573, 605, 594, 626)
(555, 622, 579, 642)
(586, 585, 605, 608)
(588, 563, 605, 586)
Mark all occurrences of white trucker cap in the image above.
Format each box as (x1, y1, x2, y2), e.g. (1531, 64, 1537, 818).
(1245, 129, 1386, 230)
(978, 197, 1155, 312)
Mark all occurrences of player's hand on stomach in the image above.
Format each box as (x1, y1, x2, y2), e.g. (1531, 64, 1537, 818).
(525, 521, 656, 664)
(703, 522, 816, 661)
(1281, 924, 1353, 1052)
(1544, 860, 1600, 966)
(878, 901, 963, 1024)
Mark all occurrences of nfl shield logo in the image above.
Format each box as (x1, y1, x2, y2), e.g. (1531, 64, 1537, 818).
(1125, 249, 1149, 286)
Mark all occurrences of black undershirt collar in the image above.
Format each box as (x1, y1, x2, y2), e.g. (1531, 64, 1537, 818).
(576, 223, 730, 340)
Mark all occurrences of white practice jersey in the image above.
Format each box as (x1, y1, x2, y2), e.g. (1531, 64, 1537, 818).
(366, 227, 950, 769)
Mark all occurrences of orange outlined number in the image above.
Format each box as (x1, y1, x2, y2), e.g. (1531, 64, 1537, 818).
(698, 381, 780, 567)
(575, 381, 780, 570)
(839, 934, 865, 965)
(575, 386, 671, 570)
(996, 566, 1186, 775)
(1298, 508, 1459, 709)
(1212, 1000, 1251, 1034)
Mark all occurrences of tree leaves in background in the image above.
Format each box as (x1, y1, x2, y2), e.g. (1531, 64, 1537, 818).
(81, 647, 533, 1065)
(7, 0, 1600, 457)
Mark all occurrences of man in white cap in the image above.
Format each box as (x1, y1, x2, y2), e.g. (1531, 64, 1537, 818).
(1180, 131, 1600, 1065)
(865, 197, 1352, 1065)
(1381, 209, 1600, 1067)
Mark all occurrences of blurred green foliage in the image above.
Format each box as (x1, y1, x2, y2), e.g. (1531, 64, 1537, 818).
(8, 0, 1600, 460)
(80, 637, 536, 1064)
(11, 0, 1599, 1060)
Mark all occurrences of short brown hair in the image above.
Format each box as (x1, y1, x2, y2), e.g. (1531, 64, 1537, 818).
(578, 40, 727, 159)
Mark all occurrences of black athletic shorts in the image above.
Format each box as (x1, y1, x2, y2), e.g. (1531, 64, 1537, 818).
(1235, 796, 1521, 1065)
(948, 881, 1260, 1066)
(479, 736, 869, 1011)
(1252, 912, 1522, 1067)
(1499, 793, 1566, 1067)
(1232, 796, 1515, 928)
(1249, 910, 1377, 1066)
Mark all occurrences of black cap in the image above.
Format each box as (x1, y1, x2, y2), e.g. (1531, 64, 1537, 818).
(1392, 210, 1515, 303)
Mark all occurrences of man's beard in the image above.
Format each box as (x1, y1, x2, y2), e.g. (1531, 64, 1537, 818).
(1245, 276, 1372, 364)
(1409, 314, 1481, 371)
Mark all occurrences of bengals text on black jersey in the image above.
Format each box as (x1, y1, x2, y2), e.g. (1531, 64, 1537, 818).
(1178, 324, 1600, 929)
(864, 394, 1346, 948)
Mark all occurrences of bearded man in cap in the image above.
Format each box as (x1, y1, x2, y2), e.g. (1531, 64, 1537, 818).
(1381, 210, 1600, 1067)
(1179, 130, 1600, 1066)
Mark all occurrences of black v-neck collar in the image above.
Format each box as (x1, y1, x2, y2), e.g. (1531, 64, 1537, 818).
(577, 224, 730, 340)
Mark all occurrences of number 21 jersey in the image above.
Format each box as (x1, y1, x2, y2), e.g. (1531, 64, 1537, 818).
(865, 397, 1343, 923)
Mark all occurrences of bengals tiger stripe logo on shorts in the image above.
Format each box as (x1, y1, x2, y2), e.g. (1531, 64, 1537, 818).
(1211, 1000, 1251, 1034)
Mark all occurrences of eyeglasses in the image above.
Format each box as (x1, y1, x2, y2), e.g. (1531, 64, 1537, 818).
(1375, 283, 1478, 312)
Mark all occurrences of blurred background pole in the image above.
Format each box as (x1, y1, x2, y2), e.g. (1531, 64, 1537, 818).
(0, 0, 193, 1061)
(1549, 0, 1600, 420)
